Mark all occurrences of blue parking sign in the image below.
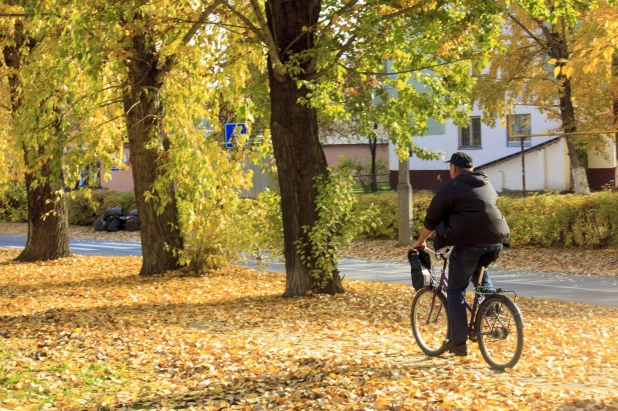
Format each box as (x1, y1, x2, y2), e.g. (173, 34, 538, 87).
(225, 123, 247, 148)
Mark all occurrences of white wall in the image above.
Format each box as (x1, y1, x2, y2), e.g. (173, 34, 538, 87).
(588, 138, 617, 169)
(482, 139, 569, 192)
(389, 104, 562, 172)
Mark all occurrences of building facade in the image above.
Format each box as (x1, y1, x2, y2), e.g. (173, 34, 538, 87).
(389, 104, 618, 192)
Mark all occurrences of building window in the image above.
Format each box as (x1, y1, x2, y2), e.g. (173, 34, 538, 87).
(507, 114, 532, 147)
(459, 116, 482, 149)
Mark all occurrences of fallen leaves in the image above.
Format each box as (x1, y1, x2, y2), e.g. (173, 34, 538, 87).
(346, 238, 618, 277)
(0, 248, 617, 410)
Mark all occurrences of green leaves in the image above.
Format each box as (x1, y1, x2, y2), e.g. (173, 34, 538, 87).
(295, 170, 381, 287)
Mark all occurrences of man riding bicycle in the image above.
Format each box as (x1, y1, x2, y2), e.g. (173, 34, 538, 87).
(411, 152, 510, 357)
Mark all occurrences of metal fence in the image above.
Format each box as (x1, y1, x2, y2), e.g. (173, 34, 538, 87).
(352, 173, 391, 192)
(239, 160, 275, 198)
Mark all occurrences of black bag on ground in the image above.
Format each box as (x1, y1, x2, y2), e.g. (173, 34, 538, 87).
(93, 215, 105, 231)
(104, 207, 123, 217)
(100, 216, 114, 231)
(107, 216, 125, 232)
(124, 215, 140, 232)
(408, 249, 433, 291)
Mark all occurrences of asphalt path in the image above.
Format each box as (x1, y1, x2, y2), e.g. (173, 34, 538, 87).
(1, 234, 616, 307)
(0, 234, 142, 257)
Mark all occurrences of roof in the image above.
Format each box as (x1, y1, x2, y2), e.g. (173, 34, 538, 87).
(475, 137, 561, 170)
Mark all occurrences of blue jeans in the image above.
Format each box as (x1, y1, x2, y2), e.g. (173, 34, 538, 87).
(447, 244, 503, 345)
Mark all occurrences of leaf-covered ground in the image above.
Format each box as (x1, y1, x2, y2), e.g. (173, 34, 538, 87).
(1, 248, 617, 410)
(346, 239, 618, 277)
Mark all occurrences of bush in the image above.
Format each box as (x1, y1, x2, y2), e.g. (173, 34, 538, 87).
(354, 191, 433, 239)
(336, 155, 390, 192)
(296, 172, 380, 287)
(498, 190, 618, 248)
(355, 190, 618, 249)
(68, 189, 136, 226)
(0, 182, 28, 222)
(1, 183, 137, 226)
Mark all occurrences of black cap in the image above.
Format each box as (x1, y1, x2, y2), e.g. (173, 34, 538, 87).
(445, 152, 473, 168)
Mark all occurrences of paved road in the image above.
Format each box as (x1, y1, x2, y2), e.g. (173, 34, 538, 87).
(246, 257, 618, 307)
(1, 234, 617, 307)
(0, 234, 142, 257)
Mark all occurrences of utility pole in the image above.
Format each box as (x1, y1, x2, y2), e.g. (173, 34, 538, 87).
(398, 154, 413, 245)
(521, 137, 526, 197)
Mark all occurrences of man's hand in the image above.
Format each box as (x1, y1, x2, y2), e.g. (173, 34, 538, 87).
(411, 226, 434, 251)
(410, 226, 433, 250)
(411, 240, 427, 251)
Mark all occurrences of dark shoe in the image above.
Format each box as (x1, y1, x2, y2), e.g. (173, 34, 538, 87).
(445, 340, 468, 357)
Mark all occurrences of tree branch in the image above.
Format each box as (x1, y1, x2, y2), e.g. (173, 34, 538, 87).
(529, 14, 553, 42)
(246, 0, 285, 81)
(181, 0, 221, 45)
(320, 0, 361, 33)
(306, 33, 357, 80)
(92, 113, 126, 130)
(508, 13, 547, 50)
(280, 0, 362, 59)
(222, 1, 264, 40)
(222, 0, 282, 80)
(381, 3, 425, 21)
(477, 74, 555, 83)
(160, 0, 221, 75)
(350, 55, 471, 76)
(309, 2, 429, 80)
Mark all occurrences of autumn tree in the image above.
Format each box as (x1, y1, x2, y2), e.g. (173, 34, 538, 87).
(0, 3, 73, 261)
(574, 3, 618, 168)
(221, 0, 503, 296)
(61, 0, 225, 275)
(472, 1, 618, 195)
(2, 0, 145, 262)
(62, 0, 278, 275)
(0, 14, 23, 197)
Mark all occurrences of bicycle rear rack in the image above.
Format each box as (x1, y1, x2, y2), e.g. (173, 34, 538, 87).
(474, 287, 518, 303)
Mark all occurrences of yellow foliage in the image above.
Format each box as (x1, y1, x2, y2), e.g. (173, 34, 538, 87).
(474, 2, 618, 153)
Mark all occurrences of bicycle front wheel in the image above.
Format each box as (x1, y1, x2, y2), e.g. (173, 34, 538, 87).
(475, 294, 524, 370)
(411, 288, 449, 356)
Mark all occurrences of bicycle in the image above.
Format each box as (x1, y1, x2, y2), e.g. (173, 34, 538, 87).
(410, 247, 524, 370)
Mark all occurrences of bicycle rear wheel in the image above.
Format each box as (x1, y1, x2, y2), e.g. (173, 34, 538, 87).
(475, 294, 524, 369)
(411, 288, 449, 356)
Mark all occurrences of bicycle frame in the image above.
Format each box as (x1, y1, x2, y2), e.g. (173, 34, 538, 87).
(425, 248, 496, 340)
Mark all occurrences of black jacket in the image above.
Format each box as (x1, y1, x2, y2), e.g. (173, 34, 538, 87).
(424, 171, 510, 249)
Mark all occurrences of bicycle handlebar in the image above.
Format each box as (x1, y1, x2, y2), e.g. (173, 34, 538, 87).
(423, 247, 453, 257)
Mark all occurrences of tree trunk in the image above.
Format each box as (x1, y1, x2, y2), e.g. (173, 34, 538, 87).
(547, 24, 590, 195)
(369, 133, 378, 192)
(16, 147, 71, 262)
(266, 0, 344, 297)
(559, 77, 590, 195)
(611, 53, 618, 188)
(123, 32, 184, 276)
